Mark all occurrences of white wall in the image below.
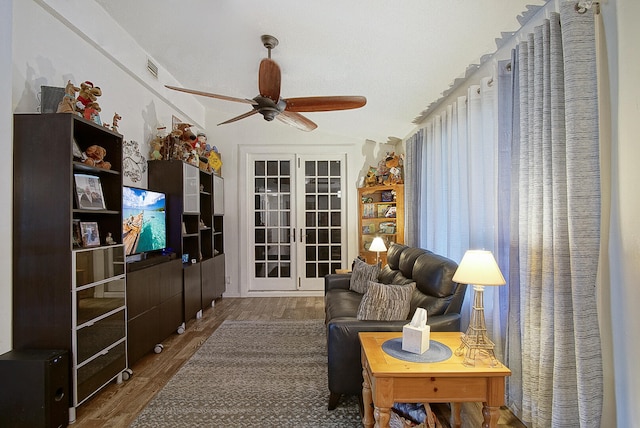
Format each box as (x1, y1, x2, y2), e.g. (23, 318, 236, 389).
(11, 0, 206, 187)
(3, 0, 207, 352)
(0, 0, 14, 355)
(601, 1, 640, 426)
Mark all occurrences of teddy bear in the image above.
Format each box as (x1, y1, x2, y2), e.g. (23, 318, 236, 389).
(81, 145, 111, 170)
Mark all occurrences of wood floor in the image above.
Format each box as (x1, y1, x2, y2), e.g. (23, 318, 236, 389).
(72, 297, 526, 427)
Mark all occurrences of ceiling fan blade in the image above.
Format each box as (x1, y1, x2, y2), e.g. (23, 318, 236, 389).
(165, 85, 257, 105)
(258, 58, 281, 102)
(276, 111, 317, 132)
(217, 109, 259, 126)
(284, 96, 367, 112)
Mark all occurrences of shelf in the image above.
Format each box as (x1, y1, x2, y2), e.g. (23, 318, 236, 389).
(73, 161, 120, 175)
(358, 184, 404, 264)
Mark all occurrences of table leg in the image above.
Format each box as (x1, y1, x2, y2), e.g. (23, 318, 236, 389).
(482, 402, 500, 428)
(362, 368, 374, 428)
(450, 402, 462, 428)
(374, 406, 391, 428)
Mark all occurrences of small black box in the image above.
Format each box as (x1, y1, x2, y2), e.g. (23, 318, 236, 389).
(0, 349, 70, 428)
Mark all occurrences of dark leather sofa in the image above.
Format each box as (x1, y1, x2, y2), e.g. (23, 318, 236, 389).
(324, 243, 467, 410)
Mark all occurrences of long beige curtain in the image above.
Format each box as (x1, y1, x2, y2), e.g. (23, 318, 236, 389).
(511, 4, 602, 427)
(405, 3, 604, 427)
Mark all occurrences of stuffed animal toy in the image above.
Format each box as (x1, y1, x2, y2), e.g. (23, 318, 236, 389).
(384, 152, 403, 184)
(365, 168, 377, 187)
(111, 113, 122, 133)
(81, 145, 111, 170)
(149, 137, 164, 161)
(76, 81, 102, 114)
(83, 102, 102, 125)
(195, 132, 208, 154)
(175, 123, 197, 145)
(56, 80, 80, 114)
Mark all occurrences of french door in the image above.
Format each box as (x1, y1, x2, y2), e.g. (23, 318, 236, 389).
(247, 153, 346, 292)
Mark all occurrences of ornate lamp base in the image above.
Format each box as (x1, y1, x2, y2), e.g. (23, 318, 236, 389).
(455, 285, 499, 367)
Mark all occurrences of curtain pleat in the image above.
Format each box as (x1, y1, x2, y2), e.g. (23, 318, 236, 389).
(404, 128, 423, 247)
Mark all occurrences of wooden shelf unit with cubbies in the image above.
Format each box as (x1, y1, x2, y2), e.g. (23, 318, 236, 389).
(358, 184, 404, 265)
(12, 113, 127, 421)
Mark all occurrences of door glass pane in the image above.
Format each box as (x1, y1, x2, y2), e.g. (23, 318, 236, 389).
(253, 159, 292, 279)
(303, 160, 342, 278)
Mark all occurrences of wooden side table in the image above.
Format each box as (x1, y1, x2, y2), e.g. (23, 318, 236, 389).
(359, 332, 511, 428)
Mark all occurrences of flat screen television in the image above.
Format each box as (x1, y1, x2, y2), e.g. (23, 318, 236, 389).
(122, 186, 167, 257)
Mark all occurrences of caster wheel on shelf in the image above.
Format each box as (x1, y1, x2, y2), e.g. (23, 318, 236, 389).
(177, 323, 186, 335)
(154, 344, 164, 354)
(122, 368, 133, 381)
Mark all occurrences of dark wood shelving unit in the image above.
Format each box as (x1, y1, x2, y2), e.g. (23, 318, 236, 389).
(12, 113, 127, 422)
(148, 160, 226, 324)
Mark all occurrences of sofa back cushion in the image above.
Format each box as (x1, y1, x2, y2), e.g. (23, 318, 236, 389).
(379, 244, 409, 284)
(398, 247, 431, 278)
(409, 252, 460, 316)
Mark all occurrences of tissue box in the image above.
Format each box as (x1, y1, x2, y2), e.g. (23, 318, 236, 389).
(402, 323, 431, 354)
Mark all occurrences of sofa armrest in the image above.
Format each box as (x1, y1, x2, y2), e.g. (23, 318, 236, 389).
(325, 314, 463, 396)
(326, 319, 406, 395)
(324, 273, 351, 293)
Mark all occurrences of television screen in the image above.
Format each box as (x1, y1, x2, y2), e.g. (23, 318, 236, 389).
(122, 186, 167, 256)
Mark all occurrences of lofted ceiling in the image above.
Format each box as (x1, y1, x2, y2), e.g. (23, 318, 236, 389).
(94, 0, 546, 143)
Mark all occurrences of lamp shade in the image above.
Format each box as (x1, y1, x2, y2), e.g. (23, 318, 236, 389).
(369, 237, 387, 252)
(452, 250, 505, 286)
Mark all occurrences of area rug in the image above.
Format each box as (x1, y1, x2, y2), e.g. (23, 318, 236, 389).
(130, 320, 361, 427)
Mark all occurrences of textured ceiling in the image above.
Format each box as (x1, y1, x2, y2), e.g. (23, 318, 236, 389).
(94, 0, 546, 142)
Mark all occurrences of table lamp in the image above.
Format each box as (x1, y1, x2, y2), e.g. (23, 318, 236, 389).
(452, 249, 505, 367)
(369, 237, 387, 265)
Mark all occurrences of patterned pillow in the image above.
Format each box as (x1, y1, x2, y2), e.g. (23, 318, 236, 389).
(349, 258, 380, 294)
(356, 281, 416, 321)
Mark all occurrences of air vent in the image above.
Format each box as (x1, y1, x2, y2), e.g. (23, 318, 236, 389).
(147, 59, 158, 78)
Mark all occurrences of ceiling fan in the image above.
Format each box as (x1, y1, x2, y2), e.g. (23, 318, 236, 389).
(165, 35, 367, 132)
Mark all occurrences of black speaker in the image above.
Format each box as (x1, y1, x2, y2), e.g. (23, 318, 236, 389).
(0, 349, 69, 428)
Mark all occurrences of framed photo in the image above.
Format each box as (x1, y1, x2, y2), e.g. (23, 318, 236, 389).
(80, 221, 101, 247)
(72, 219, 82, 248)
(74, 173, 106, 210)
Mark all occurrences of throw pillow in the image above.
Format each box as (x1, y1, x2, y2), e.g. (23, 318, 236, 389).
(349, 258, 380, 294)
(357, 281, 416, 321)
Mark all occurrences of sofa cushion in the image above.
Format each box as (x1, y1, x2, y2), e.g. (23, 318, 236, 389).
(408, 252, 460, 316)
(356, 281, 416, 321)
(349, 258, 380, 294)
(325, 289, 363, 322)
(399, 247, 431, 278)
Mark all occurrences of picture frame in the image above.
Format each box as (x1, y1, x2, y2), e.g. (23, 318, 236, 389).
(72, 219, 82, 248)
(74, 173, 106, 210)
(80, 221, 101, 247)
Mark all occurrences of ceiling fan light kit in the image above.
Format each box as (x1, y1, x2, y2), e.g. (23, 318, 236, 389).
(165, 35, 366, 131)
